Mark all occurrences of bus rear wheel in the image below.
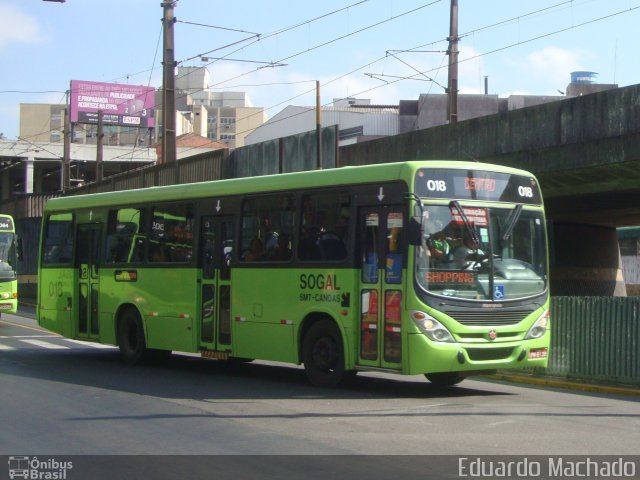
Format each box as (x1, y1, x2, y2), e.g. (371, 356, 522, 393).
(118, 308, 147, 365)
(425, 372, 465, 387)
(302, 319, 348, 388)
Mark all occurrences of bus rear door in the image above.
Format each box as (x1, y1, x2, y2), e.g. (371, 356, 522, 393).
(198, 215, 234, 355)
(75, 223, 102, 340)
(357, 206, 405, 370)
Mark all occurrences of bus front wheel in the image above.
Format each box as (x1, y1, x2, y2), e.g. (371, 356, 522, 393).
(118, 308, 147, 365)
(302, 319, 348, 388)
(425, 372, 465, 387)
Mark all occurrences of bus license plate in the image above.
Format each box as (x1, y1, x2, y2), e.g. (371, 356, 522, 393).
(528, 348, 547, 359)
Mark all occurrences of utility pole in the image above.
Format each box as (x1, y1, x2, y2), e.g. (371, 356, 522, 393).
(446, 0, 459, 124)
(62, 100, 71, 192)
(96, 110, 104, 182)
(316, 81, 322, 170)
(162, 1, 177, 167)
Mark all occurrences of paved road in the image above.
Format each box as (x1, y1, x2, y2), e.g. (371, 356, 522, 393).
(1, 311, 639, 463)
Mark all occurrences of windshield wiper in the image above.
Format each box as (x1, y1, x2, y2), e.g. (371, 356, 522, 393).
(449, 200, 481, 248)
(501, 204, 523, 241)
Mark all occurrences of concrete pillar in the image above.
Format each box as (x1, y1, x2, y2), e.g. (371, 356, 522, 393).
(550, 222, 626, 296)
(1, 167, 10, 200)
(33, 162, 43, 194)
(23, 155, 34, 194)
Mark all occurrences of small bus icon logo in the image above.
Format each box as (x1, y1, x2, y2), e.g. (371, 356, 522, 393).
(8, 456, 30, 479)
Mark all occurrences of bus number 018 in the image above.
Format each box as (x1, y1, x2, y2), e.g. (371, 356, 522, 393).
(518, 186, 534, 197)
(48, 281, 63, 297)
(426, 180, 447, 192)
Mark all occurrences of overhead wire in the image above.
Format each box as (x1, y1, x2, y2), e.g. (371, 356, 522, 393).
(150, 1, 640, 161)
(7, 1, 640, 167)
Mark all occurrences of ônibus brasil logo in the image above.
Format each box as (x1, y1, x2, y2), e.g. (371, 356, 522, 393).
(7, 456, 73, 479)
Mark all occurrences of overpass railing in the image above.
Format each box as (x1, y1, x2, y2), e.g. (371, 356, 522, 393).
(0, 193, 58, 219)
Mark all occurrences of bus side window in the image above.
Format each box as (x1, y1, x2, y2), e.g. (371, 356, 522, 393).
(298, 191, 350, 262)
(105, 208, 145, 264)
(42, 213, 74, 265)
(241, 194, 295, 262)
(149, 204, 194, 264)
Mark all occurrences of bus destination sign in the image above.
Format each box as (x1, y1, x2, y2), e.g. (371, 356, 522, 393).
(415, 168, 542, 205)
(0, 217, 14, 231)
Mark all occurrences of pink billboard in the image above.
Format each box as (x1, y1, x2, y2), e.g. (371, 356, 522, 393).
(70, 80, 155, 128)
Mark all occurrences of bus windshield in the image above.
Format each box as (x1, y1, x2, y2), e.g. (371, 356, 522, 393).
(416, 203, 547, 301)
(0, 232, 13, 262)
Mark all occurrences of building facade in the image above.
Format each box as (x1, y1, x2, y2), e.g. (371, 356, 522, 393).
(175, 67, 266, 148)
(245, 99, 399, 147)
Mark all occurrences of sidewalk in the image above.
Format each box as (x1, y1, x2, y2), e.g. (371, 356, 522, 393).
(488, 372, 640, 397)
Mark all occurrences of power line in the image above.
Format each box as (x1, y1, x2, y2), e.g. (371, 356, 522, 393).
(9, 1, 640, 166)
(174, 1, 370, 81)
(176, 20, 260, 36)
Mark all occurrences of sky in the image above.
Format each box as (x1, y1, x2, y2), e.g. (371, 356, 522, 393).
(1, 0, 639, 140)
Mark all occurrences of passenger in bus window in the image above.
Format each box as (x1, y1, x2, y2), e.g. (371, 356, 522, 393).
(267, 234, 291, 261)
(150, 243, 166, 262)
(243, 237, 264, 261)
(299, 226, 321, 260)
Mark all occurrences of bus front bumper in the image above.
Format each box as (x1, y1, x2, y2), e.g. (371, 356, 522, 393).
(0, 298, 17, 315)
(407, 333, 550, 375)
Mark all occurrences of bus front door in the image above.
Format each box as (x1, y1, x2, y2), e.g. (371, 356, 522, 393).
(198, 216, 234, 354)
(76, 223, 102, 340)
(357, 207, 404, 370)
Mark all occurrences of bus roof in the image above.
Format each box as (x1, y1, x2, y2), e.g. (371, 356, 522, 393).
(44, 160, 539, 211)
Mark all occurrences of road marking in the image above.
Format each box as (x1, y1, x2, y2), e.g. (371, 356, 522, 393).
(65, 339, 115, 349)
(0, 335, 58, 339)
(0, 343, 16, 351)
(20, 339, 70, 350)
(0, 319, 52, 334)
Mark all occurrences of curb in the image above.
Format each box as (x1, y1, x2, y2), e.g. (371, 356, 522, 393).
(488, 373, 640, 397)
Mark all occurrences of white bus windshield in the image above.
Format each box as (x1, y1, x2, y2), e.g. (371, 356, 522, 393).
(416, 204, 547, 301)
(0, 232, 14, 263)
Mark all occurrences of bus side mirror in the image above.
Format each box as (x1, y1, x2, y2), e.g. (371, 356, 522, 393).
(16, 236, 24, 262)
(408, 216, 422, 246)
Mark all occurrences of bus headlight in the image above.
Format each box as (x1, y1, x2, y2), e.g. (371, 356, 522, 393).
(525, 309, 549, 339)
(411, 311, 455, 343)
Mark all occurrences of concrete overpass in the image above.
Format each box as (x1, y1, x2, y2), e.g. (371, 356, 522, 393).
(339, 83, 640, 295)
(0, 141, 156, 197)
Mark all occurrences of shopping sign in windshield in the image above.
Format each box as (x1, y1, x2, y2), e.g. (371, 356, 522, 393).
(70, 80, 155, 128)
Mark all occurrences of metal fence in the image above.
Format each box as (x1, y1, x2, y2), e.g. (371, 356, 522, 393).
(544, 297, 640, 386)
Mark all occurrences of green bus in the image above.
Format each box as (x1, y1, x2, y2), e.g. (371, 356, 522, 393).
(37, 161, 550, 387)
(0, 213, 19, 316)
